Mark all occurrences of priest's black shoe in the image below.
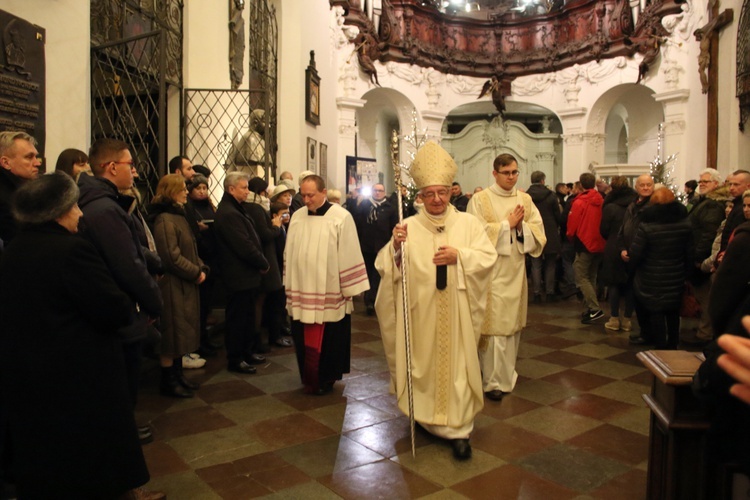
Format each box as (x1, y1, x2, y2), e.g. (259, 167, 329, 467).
(451, 439, 472, 460)
(247, 353, 266, 364)
(485, 389, 505, 401)
(314, 382, 334, 396)
(228, 361, 257, 374)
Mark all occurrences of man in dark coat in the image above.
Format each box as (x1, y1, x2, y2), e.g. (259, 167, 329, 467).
(0, 172, 153, 499)
(0, 131, 40, 248)
(214, 172, 270, 374)
(354, 183, 397, 314)
(720, 170, 750, 252)
(617, 174, 654, 344)
(684, 168, 729, 345)
(78, 138, 163, 444)
(450, 182, 469, 212)
(527, 171, 561, 302)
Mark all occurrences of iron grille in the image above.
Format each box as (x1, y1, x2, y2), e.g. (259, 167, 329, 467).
(91, 30, 167, 202)
(183, 89, 269, 205)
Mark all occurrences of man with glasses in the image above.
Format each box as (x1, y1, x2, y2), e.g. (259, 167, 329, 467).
(78, 138, 163, 446)
(467, 153, 546, 401)
(354, 183, 397, 315)
(376, 141, 496, 460)
(683, 168, 732, 345)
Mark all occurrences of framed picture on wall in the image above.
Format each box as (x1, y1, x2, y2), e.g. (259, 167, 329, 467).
(307, 137, 317, 171)
(305, 51, 320, 126)
(319, 143, 328, 183)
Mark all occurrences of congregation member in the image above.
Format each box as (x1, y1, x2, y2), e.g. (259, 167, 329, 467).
(617, 174, 654, 344)
(684, 179, 698, 205)
(270, 182, 295, 207)
(290, 170, 315, 215)
(327, 188, 343, 205)
(526, 170, 561, 303)
(599, 176, 638, 331)
(449, 181, 469, 212)
(684, 168, 727, 346)
(285, 174, 369, 395)
(375, 141, 496, 460)
(148, 174, 208, 398)
(567, 172, 606, 324)
(54, 148, 91, 180)
(354, 182, 398, 315)
(245, 177, 291, 348)
(558, 181, 582, 299)
(214, 172, 269, 374)
(467, 153, 546, 401)
(0, 172, 160, 499)
(187, 175, 222, 356)
(719, 170, 750, 252)
(78, 138, 163, 445)
(169, 155, 196, 182)
(0, 131, 40, 247)
(629, 187, 693, 349)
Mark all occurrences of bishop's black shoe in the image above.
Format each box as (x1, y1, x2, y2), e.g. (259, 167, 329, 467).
(451, 439, 472, 460)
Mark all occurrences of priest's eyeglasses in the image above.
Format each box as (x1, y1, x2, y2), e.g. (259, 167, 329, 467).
(496, 170, 520, 177)
(422, 189, 450, 199)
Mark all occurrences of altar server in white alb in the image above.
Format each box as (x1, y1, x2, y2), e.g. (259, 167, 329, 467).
(284, 174, 369, 395)
(375, 141, 497, 460)
(467, 153, 546, 401)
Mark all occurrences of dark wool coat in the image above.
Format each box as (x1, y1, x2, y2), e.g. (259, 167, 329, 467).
(0, 223, 149, 498)
(629, 202, 694, 312)
(243, 201, 283, 292)
(708, 221, 750, 336)
(149, 203, 207, 355)
(689, 190, 728, 263)
(527, 184, 562, 254)
(599, 187, 638, 285)
(616, 195, 651, 256)
(214, 193, 269, 292)
(0, 167, 23, 247)
(77, 174, 163, 319)
(354, 197, 398, 255)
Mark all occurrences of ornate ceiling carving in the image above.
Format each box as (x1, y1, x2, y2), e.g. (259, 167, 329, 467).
(330, 0, 685, 84)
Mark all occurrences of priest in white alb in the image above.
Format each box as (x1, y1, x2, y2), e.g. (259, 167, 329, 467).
(375, 142, 497, 460)
(467, 153, 546, 401)
(284, 174, 369, 395)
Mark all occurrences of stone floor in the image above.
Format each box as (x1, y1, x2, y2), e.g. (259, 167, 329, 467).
(137, 297, 654, 499)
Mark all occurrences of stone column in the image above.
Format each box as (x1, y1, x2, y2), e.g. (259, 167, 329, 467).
(336, 97, 366, 190)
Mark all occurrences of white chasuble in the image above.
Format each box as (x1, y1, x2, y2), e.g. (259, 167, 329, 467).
(375, 210, 496, 429)
(284, 204, 369, 324)
(467, 184, 546, 338)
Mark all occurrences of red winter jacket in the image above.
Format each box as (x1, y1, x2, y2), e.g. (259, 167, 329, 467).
(566, 189, 606, 253)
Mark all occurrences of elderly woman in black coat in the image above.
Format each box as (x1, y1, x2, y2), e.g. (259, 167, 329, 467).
(629, 187, 694, 349)
(0, 172, 154, 498)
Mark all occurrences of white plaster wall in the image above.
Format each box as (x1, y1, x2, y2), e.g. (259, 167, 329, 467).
(716, 0, 750, 171)
(2, 0, 90, 170)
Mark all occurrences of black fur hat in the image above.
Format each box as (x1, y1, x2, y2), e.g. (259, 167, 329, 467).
(12, 171, 79, 225)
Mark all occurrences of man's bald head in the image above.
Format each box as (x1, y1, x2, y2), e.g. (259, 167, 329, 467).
(635, 174, 654, 200)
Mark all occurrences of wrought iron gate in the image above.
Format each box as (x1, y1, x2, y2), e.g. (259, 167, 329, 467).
(91, 31, 167, 202)
(183, 0, 277, 204)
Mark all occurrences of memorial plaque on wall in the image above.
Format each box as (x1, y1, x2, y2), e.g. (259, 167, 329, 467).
(0, 10, 45, 164)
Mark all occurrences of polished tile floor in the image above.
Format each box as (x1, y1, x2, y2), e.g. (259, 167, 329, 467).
(137, 297, 654, 499)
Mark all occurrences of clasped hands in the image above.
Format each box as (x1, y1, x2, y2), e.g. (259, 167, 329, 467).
(392, 223, 457, 265)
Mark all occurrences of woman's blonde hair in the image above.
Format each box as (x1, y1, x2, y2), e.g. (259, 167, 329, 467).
(153, 173, 187, 205)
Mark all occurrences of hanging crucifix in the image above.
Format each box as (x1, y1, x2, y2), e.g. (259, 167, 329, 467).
(693, 0, 733, 169)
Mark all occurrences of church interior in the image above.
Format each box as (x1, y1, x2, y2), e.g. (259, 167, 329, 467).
(2, 0, 750, 497)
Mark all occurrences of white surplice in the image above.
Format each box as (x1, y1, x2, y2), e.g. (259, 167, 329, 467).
(375, 209, 496, 438)
(467, 184, 546, 392)
(284, 204, 369, 324)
